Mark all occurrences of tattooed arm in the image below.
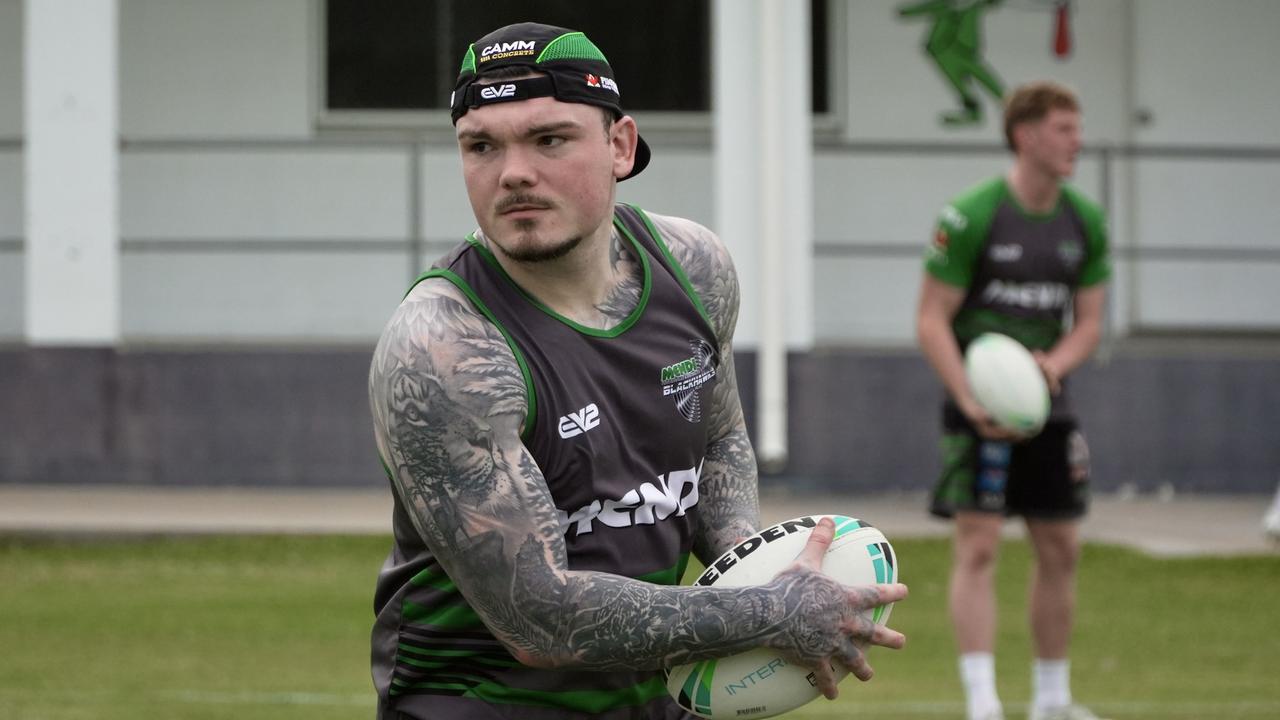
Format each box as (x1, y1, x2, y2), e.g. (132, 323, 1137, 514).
(370, 278, 905, 692)
(647, 213, 760, 562)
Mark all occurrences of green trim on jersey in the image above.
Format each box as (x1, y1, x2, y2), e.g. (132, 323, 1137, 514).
(1061, 184, 1112, 287)
(623, 203, 715, 333)
(924, 176, 1007, 288)
(463, 230, 654, 339)
(406, 269, 538, 443)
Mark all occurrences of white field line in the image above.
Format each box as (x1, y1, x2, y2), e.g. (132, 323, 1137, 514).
(798, 700, 1280, 717)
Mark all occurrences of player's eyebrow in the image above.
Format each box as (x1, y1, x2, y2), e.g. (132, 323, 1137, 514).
(456, 127, 493, 142)
(457, 120, 581, 143)
(522, 121, 580, 137)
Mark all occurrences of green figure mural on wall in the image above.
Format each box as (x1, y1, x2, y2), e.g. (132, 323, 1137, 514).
(898, 0, 1006, 126)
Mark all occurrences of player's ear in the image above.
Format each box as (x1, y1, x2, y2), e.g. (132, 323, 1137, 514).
(609, 114, 639, 180)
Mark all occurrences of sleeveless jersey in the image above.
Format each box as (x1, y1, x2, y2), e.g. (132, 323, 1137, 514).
(924, 176, 1110, 420)
(372, 204, 719, 719)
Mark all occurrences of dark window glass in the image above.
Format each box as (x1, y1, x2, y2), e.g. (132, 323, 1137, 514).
(326, 0, 829, 115)
(811, 0, 829, 114)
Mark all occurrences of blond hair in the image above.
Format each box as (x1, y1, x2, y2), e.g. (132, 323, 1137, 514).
(1003, 81, 1080, 152)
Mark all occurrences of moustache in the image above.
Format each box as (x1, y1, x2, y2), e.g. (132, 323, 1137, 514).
(496, 194, 554, 214)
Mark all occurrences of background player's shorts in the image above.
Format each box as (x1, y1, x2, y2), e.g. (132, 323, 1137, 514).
(930, 406, 1091, 520)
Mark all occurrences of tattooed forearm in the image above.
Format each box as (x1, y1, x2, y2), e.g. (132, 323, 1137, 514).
(695, 421, 760, 561)
(537, 560, 874, 671)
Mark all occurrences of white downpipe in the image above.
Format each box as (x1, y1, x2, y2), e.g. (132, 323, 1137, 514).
(715, 0, 811, 470)
(25, 0, 120, 345)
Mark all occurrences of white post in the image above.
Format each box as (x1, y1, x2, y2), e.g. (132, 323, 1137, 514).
(25, 0, 120, 345)
(714, 0, 813, 470)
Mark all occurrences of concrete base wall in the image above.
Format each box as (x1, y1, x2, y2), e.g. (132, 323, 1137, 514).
(2, 345, 1276, 492)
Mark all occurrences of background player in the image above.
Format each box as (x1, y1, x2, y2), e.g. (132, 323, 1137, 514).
(915, 80, 1110, 720)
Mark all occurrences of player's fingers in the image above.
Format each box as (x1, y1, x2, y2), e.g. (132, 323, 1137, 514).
(809, 659, 841, 700)
(848, 582, 909, 609)
(842, 609, 906, 650)
(867, 623, 907, 650)
(792, 516, 835, 571)
(835, 641, 875, 682)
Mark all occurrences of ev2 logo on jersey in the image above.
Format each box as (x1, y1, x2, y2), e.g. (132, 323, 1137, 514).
(558, 403, 601, 439)
(479, 84, 517, 100)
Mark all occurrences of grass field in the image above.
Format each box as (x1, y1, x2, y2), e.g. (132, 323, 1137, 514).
(2, 534, 1277, 719)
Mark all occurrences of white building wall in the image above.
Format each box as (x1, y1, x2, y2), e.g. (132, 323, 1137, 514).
(1, 0, 1278, 343)
(119, 0, 312, 139)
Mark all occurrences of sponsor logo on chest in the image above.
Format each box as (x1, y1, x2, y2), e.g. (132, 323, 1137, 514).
(980, 279, 1070, 310)
(989, 243, 1023, 262)
(558, 462, 702, 536)
(662, 339, 718, 423)
(558, 403, 601, 439)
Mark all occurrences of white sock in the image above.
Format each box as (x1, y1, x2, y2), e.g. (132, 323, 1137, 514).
(1032, 658, 1072, 711)
(959, 652, 1002, 719)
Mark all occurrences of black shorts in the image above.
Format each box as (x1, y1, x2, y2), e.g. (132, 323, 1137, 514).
(930, 406, 1092, 520)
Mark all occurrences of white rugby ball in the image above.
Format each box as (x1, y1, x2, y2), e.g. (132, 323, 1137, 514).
(665, 515, 898, 719)
(964, 332, 1050, 434)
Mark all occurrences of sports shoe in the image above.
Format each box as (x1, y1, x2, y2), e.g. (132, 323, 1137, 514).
(971, 712, 1005, 720)
(1028, 704, 1110, 720)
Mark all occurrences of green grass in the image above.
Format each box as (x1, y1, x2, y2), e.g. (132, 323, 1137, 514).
(1, 535, 1277, 719)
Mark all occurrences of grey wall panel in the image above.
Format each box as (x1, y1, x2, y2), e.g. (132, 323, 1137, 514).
(1134, 260, 1280, 329)
(1133, 0, 1280, 146)
(0, 0, 20, 137)
(122, 150, 411, 239)
(0, 250, 22, 339)
(1133, 159, 1280, 251)
(121, 250, 408, 342)
(3, 346, 1275, 493)
(814, 256, 922, 344)
(0, 151, 20, 236)
(0, 348, 377, 487)
(120, 0, 311, 138)
(1070, 351, 1280, 493)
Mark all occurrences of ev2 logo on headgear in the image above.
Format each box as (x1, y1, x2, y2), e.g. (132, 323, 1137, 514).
(480, 84, 517, 100)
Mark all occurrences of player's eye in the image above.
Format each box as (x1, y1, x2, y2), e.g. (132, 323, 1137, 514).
(466, 141, 492, 155)
(538, 135, 566, 148)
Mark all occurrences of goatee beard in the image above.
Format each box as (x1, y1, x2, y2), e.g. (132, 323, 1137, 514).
(494, 229, 583, 263)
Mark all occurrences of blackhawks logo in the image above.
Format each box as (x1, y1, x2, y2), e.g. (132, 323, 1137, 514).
(660, 339, 718, 423)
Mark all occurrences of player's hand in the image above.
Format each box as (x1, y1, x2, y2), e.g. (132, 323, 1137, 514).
(958, 395, 1024, 441)
(764, 518, 908, 700)
(1032, 351, 1063, 395)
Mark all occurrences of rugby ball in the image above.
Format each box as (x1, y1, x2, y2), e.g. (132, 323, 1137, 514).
(665, 515, 898, 719)
(964, 332, 1050, 434)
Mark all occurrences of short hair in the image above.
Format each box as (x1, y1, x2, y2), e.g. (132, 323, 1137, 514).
(1003, 81, 1080, 152)
(474, 65, 615, 136)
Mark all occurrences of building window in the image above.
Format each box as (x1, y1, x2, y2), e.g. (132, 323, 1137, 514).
(325, 0, 829, 116)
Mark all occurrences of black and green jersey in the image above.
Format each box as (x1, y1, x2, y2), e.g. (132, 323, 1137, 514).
(924, 176, 1110, 418)
(372, 204, 717, 719)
